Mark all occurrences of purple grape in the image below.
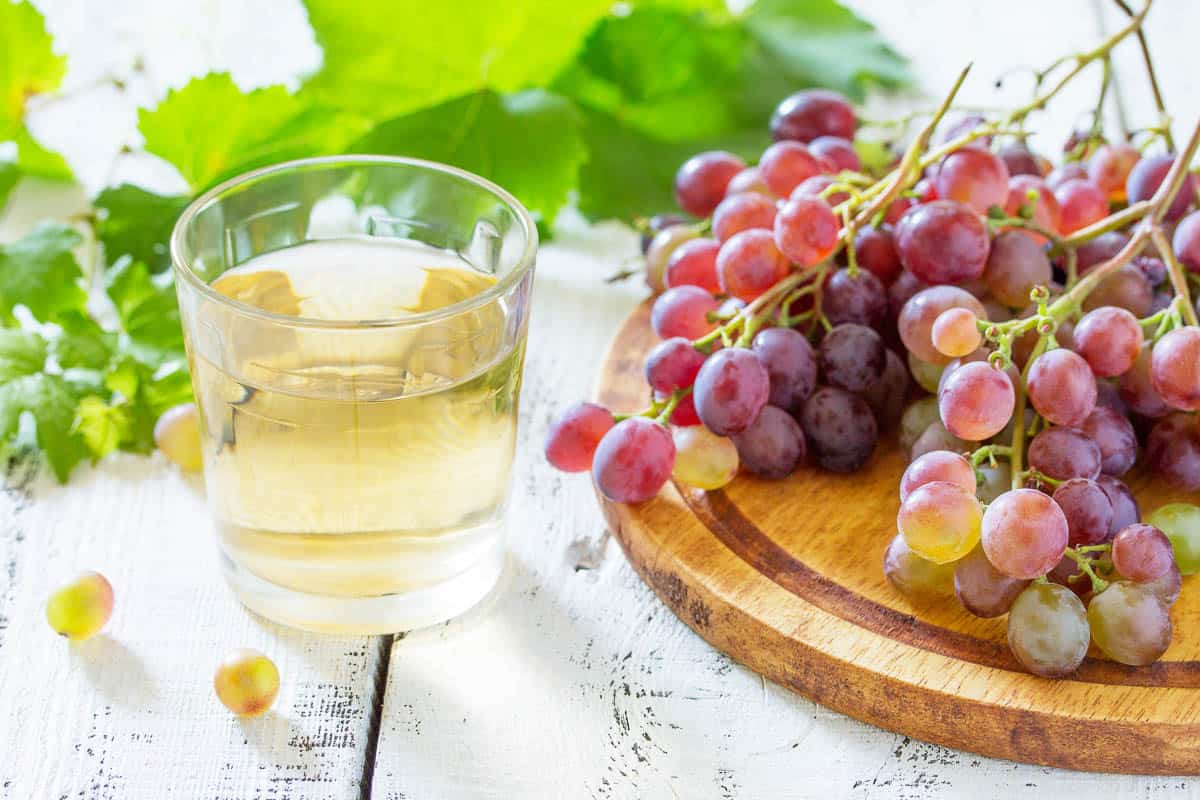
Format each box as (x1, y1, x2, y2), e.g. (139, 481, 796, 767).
(693, 348, 770, 436)
(644, 337, 707, 393)
(954, 545, 1030, 617)
(1052, 478, 1114, 546)
(592, 418, 676, 503)
(1027, 427, 1102, 481)
(1097, 475, 1140, 537)
(731, 405, 806, 479)
(751, 327, 818, 412)
(1145, 413, 1200, 491)
(799, 386, 879, 472)
(824, 268, 887, 328)
(818, 323, 886, 393)
(861, 349, 910, 429)
(1080, 405, 1138, 476)
(1126, 153, 1197, 223)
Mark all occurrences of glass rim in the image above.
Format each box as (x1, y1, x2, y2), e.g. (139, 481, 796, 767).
(169, 154, 539, 330)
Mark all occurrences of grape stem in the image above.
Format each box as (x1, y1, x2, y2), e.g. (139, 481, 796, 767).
(1064, 546, 1110, 593)
(1007, 333, 1048, 490)
(969, 444, 1011, 468)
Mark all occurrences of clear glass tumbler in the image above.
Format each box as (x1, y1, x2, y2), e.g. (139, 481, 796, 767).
(170, 156, 536, 633)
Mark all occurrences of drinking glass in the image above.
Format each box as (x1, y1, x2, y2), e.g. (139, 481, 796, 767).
(170, 156, 537, 633)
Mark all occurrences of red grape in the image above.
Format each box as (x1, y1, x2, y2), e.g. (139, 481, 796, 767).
(1082, 264, 1153, 317)
(1027, 348, 1097, 427)
(711, 193, 778, 244)
(1145, 413, 1200, 491)
(774, 195, 839, 267)
(717, 229, 790, 302)
(883, 196, 917, 225)
(1046, 162, 1088, 191)
(664, 237, 721, 293)
(726, 166, 773, 197)
(791, 175, 849, 206)
(824, 267, 886, 328)
(545, 403, 615, 472)
(759, 141, 823, 197)
(1080, 405, 1137, 476)
(1055, 178, 1109, 234)
(938, 361, 1015, 440)
(999, 144, 1042, 177)
(1173, 210, 1200, 272)
(1072, 306, 1143, 378)
(1088, 143, 1140, 201)
(770, 90, 856, 143)
(934, 147, 1010, 215)
(1052, 478, 1114, 546)
(1126, 152, 1197, 222)
(854, 225, 902, 284)
(675, 151, 745, 217)
(1076, 231, 1128, 274)
(1150, 327, 1200, 410)
(1004, 175, 1062, 242)
(938, 114, 990, 148)
(818, 323, 885, 393)
(644, 337, 706, 393)
(799, 386, 878, 472)
(1028, 426, 1102, 481)
(983, 230, 1052, 308)
(731, 405, 806, 479)
(592, 417, 676, 504)
(1112, 523, 1175, 582)
(981, 488, 1069, 579)
(752, 327, 818, 412)
(894, 201, 990, 285)
(898, 286, 987, 365)
(1120, 348, 1171, 418)
(1097, 474, 1140, 536)
(900, 450, 976, 502)
(693, 347, 770, 436)
(955, 545, 1030, 617)
(657, 389, 701, 427)
(808, 136, 861, 172)
(651, 286, 719, 339)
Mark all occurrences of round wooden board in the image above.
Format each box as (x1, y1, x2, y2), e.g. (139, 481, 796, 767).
(595, 299, 1200, 775)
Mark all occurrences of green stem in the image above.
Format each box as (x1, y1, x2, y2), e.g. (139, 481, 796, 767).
(1064, 547, 1110, 593)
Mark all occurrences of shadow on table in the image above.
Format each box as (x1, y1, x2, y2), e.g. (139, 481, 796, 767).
(76, 634, 159, 707)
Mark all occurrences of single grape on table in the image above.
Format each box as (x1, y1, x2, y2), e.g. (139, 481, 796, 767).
(214, 648, 280, 717)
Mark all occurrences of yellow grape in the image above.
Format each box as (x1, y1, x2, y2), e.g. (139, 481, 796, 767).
(46, 571, 114, 640)
(931, 308, 981, 358)
(214, 648, 280, 717)
(672, 426, 739, 490)
(898, 481, 982, 564)
(154, 403, 203, 472)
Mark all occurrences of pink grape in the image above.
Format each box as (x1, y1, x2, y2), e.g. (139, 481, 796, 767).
(1082, 265, 1153, 317)
(731, 405, 806, 479)
(544, 403, 615, 472)
(751, 327, 818, 411)
(711, 193, 778, 244)
(770, 89, 856, 143)
(651, 286, 719, 339)
(1028, 426, 1102, 481)
(1054, 178, 1109, 234)
(983, 230, 1052, 308)
(1112, 523, 1175, 582)
(894, 201, 990, 285)
(726, 167, 772, 197)
(791, 175, 850, 206)
(899, 450, 976, 503)
(854, 225, 902, 284)
(934, 147, 1010, 215)
(644, 338, 706, 393)
(938, 114, 990, 148)
(592, 417, 676, 503)
(1052, 478, 1114, 547)
(1097, 474, 1141, 537)
(693, 347, 770, 436)
(1126, 153, 1197, 222)
(937, 361, 1014, 441)
(1145, 413, 1200, 491)
(981, 489, 1069, 579)
(674, 151, 745, 217)
(717, 229, 790, 302)
(898, 286, 987, 365)
(774, 195, 839, 267)
(656, 390, 700, 427)
(1080, 405, 1138, 476)
(1026, 348, 1097, 427)
(1120, 348, 1171, 417)
(1173, 210, 1200, 271)
(664, 237, 721, 293)
(1072, 306, 1143, 377)
(808, 136, 861, 172)
(931, 307, 981, 357)
(954, 545, 1030, 618)
(759, 141, 823, 197)
(823, 267, 886, 328)
(998, 144, 1041, 177)
(1076, 231, 1127, 274)
(1088, 143, 1140, 201)
(1046, 162, 1088, 190)
(1150, 327, 1200, 410)
(1004, 175, 1062, 242)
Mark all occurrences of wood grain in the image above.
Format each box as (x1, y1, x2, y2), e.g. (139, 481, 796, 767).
(597, 299, 1200, 775)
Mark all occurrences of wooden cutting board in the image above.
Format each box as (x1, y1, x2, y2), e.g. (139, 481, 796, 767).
(595, 299, 1200, 774)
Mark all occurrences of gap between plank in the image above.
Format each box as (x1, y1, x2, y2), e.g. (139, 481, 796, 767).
(359, 632, 396, 800)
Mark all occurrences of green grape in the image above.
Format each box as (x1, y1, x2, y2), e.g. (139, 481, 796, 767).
(883, 533, 955, 600)
(1007, 582, 1089, 678)
(672, 426, 739, 490)
(1087, 582, 1172, 666)
(907, 351, 945, 394)
(154, 403, 204, 473)
(1145, 503, 1200, 574)
(214, 648, 280, 717)
(46, 571, 114, 641)
(897, 480, 982, 564)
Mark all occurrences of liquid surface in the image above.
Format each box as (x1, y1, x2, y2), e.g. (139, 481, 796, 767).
(191, 238, 523, 625)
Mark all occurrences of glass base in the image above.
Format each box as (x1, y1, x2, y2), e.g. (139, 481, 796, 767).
(221, 542, 505, 634)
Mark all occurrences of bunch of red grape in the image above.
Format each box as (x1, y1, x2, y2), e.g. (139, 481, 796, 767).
(546, 55, 1200, 676)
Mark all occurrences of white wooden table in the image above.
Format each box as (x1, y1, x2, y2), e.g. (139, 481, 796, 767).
(3, 1, 1200, 797)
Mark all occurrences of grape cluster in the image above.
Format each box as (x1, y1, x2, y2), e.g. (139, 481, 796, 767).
(548, 58, 1200, 677)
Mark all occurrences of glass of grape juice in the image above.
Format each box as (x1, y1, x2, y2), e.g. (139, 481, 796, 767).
(170, 156, 536, 634)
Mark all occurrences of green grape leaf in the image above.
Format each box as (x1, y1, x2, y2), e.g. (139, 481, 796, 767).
(301, 0, 611, 120)
(138, 73, 368, 191)
(0, 222, 85, 323)
(104, 256, 185, 363)
(99, 354, 192, 454)
(50, 309, 116, 371)
(0, 327, 48, 380)
(73, 395, 131, 460)
(0, 151, 17, 212)
(0, 372, 88, 481)
(574, 108, 766, 222)
(352, 89, 587, 219)
(94, 184, 190, 272)
(0, 2, 72, 184)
